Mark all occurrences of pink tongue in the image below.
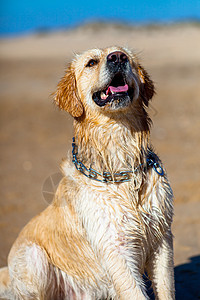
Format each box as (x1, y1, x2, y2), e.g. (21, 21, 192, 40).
(106, 84, 128, 95)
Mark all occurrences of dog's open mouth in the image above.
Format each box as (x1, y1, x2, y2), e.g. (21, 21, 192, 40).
(92, 73, 134, 108)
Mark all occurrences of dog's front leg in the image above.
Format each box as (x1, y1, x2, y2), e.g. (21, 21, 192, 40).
(146, 232, 175, 300)
(79, 193, 148, 299)
(102, 247, 148, 300)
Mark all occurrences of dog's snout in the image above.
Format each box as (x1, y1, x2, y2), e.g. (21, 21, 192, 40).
(107, 51, 128, 64)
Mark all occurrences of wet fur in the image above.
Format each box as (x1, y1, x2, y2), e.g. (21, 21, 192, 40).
(0, 46, 175, 299)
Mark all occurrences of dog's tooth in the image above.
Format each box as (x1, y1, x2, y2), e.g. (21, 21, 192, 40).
(101, 92, 107, 100)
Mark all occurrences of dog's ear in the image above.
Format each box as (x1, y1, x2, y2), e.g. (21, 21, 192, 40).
(138, 64, 155, 106)
(54, 64, 83, 117)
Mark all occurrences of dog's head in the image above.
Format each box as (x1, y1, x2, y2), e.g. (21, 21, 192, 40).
(54, 47, 155, 118)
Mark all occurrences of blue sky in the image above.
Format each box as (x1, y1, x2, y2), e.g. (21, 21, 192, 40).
(0, 0, 200, 36)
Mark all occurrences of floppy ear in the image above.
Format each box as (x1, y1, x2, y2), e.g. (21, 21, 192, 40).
(138, 64, 155, 106)
(54, 64, 83, 117)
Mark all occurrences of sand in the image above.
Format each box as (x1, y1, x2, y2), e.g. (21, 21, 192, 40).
(0, 23, 200, 299)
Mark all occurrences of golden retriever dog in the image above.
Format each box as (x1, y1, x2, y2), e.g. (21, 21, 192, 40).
(0, 46, 175, 299)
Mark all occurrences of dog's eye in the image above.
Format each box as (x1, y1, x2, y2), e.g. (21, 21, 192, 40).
(86, 59, 98, 67)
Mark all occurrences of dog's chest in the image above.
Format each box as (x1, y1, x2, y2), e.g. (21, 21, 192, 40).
(77, 182, 164, 259)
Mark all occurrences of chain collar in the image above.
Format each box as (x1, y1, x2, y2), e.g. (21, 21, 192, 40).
(72, 137, 164, 183)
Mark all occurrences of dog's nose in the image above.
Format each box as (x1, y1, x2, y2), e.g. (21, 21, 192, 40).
(107, 51, 128, 64)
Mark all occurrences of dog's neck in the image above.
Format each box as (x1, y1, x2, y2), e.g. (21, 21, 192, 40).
(73, 110, 151, 175)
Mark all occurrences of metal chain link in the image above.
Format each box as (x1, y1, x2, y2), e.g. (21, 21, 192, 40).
(72, 137, 164, 183)
(146, 151, 164, 176)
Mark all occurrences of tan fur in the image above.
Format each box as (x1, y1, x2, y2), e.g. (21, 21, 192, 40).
(55, 65, 84, 117)
(0, 46, 175, 300)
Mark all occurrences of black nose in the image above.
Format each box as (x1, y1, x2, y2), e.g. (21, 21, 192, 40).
(107, 51, 128, 64)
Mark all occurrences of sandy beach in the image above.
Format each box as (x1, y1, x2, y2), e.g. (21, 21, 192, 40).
(0, 23, 200, 299)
